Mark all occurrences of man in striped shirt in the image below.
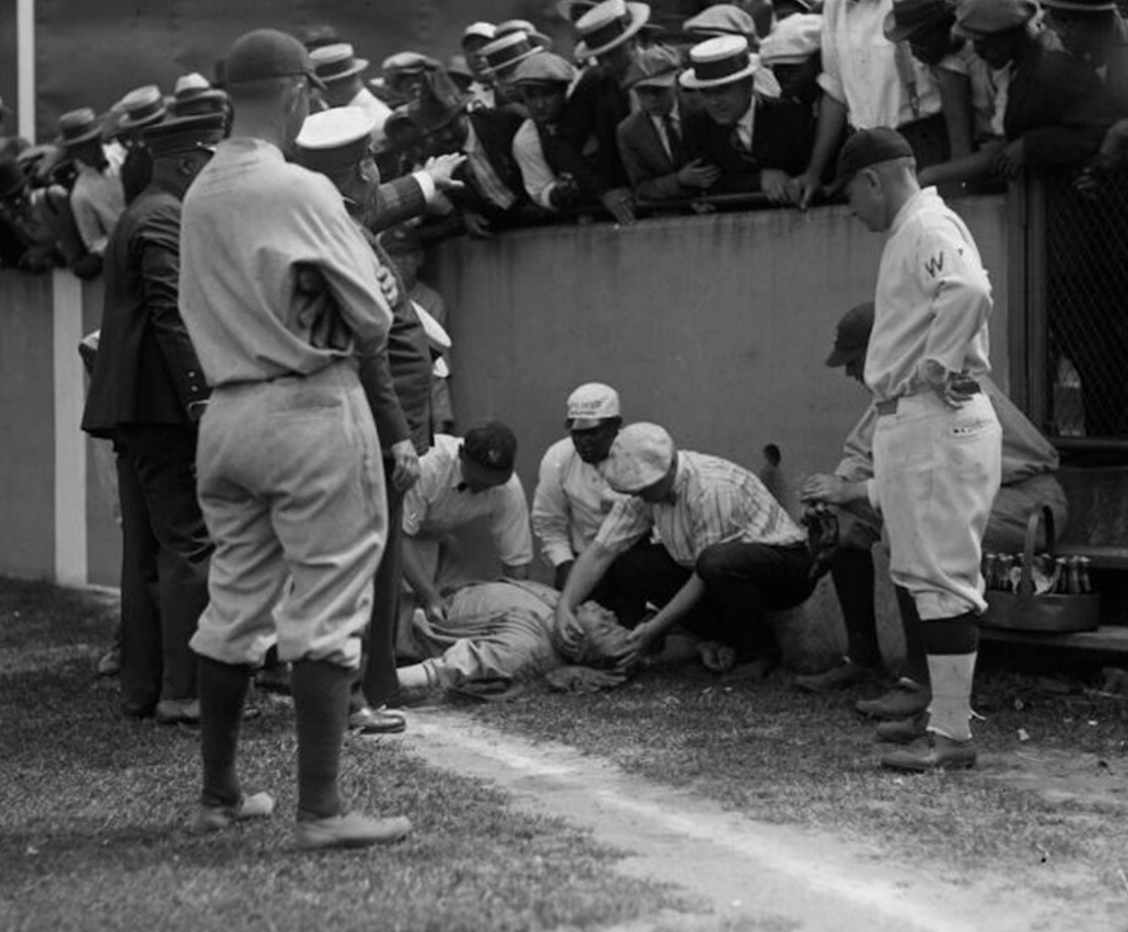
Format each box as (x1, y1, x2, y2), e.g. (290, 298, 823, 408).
(555, 422, 815, 672)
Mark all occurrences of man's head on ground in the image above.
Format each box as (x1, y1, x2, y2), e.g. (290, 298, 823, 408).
(141, 113, 226, 196)
(680, 36, 758, 127)
(565, 382, 622, 464)
(511, 54, 576, 125)
(551, 601, 631, 667)
(601, 422, 677, 503)
(294, 106, 379, 203)
(825, 301, 874, 384)
(835, 127, 918, 233)
(953, 0, 1039, 70)
(459, 421, 518, 493)
(623, 45, 681, 118)
(575, 0, 650, 78)
(224, 29, 325, 149)
(884, 0, 960, 67)
(1042, 0, 1121, 58)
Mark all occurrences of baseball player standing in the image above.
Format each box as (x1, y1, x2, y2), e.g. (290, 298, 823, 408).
(806, 127, 1002, 771)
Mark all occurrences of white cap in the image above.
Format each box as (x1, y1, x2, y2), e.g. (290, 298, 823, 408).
(600, 422, 675, 493)
(295, 106, 377, 150)
(463, 21, 497, 42)
(759, 13, 821, 66)
(566, 382, 620, 429)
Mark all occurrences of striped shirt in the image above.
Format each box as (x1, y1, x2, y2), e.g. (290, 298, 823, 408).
(594, 451, 806, 567)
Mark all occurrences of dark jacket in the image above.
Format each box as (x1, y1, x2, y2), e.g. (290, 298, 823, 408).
(81, 180, 206, 439)
(682, 96, 812, 195)
(616, 104, 693, 201)
(559, 65, 633, 193)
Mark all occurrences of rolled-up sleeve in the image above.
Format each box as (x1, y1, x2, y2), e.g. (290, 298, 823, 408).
(594, 498, 652, 555)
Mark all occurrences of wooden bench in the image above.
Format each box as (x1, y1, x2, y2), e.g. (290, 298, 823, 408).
(982, 465, 1128, 654)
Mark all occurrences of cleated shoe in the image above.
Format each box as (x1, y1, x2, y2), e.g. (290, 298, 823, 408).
(193, 791, 275, 833)
(855, 678, 931, 720)
(880, 733, 977, 772)
(294, 812, 412, 851)
(874, 712, 928, 745)
(793, 659, 872, 693)
(348, 705, 407, 735)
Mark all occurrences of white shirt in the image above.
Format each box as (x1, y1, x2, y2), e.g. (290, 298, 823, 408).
(866, 187, 992, 403)
(70, 145, 125, 256)
(817, 0, 941, 129)
(403, 434, 534, 567)
(939, 43, 1009, 141)
(532, 438, 625, 566)
(348, 86, 393, 148)
(512, 118, 561, 211)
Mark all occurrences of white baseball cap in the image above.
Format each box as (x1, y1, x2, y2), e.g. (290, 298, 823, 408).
(566, 382, 620, 430)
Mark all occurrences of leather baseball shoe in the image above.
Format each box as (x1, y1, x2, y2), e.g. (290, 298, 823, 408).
(874, 711, 928, 744)
(193, 791, 275, 833)
(793, 659, 872, 692)
(156, 698, 201, 725)
(348, 705, 407, 735)
(294, 812, 412, 851)
(855, 678, 930, 720)
(881, 734, 977, 772)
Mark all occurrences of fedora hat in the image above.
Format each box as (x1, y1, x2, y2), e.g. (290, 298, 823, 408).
(58, 108, 103, 148)
(117, 85, 167, 131)
(679, 35, 760, 89)
(385, 69, 471, 137)
(574, 0, 652, 59)
(481, 32, 544, 77)
(496, 19, 554, 49)
(883, 0, 957, 43)
(171, 73, 228, 116)
(310, 43, 369, 83)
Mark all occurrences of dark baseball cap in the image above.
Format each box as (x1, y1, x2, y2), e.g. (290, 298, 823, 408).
(832, 127, 914, 191)
(825, 301, 875, 367)
(225, 29, 326, 89)
(459, 421, 517, 487)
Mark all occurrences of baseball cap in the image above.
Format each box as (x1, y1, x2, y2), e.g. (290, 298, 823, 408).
(600, 422, 675, 494)
(566, 383, 621, 430)
(460, 421, 517, 486)
(825, 302, 875, 367)
(832, 127, 914, 191)
(225, 29, 326, 90)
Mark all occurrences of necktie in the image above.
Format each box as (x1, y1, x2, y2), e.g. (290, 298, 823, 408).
(662, 114, 684, 164)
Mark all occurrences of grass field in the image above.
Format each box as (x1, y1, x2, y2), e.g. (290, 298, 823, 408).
(0, 579, 685, 932)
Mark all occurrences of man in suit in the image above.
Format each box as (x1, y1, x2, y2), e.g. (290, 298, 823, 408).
(81, 114, 224, 723)
(617, 45, 721, 202)
(680, 35, 813, 200)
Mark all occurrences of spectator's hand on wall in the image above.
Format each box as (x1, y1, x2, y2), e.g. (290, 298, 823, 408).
(676, 159, 721, 191)
(600, 186, 636, 226)
(760, 168, 792, 205)
(463, 210, 493, 239)
(390, 439, 421, 492)
(423, 153, 467, 192)
(790, 171, 823, 210)
(992, 139, 1026, 181)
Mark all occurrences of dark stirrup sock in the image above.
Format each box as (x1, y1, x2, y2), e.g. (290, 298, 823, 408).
(830, 548, 881, 667)
(895, 585, 931, 686)
(197, 655, 252, 809)
(290, 659, 353, 821)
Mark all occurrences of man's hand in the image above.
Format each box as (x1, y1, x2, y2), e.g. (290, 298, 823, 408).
(676, 159, 721, 191)
(790, 171, 823, 210)
(800, 473, 853, 505)
(550, 174, 582, 209)
(617, 618, 659, 671)
(921, 361, 977, 409)
(992, 138, 1026, 180)
(600, 186, 636, 226)
(463, 210, 492, 239)
(698, 640, 736, 673)
(554, 601, 585, 654)
(421, 593, 450, 625)
(376, 263, 399, 307)
(389, 439, 421, 492)
(422, 153, 467, 192)
(760, 168, 792, 205)
(553, 560, 575, 591)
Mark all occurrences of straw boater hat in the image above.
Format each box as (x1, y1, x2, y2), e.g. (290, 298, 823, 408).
(310, 43, 369, 83)
(58, 108, 103, 148)
(496, 18, 554, 48)
(679, 35, 760, 89)
(480, 31, 544, 77)
(574, 0, 652, 59)
(117, 85, 167, 131)
(883, 0, 957, 43)
(171, 73, 228, 116)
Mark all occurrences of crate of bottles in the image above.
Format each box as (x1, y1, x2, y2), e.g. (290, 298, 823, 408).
(980, 508, 1101, 633)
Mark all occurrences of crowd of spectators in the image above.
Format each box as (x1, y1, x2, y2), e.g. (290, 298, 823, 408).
(5, 0, 1128, 276)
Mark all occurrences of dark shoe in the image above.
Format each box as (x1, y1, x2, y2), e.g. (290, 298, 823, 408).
(855, 678, 931, 720)
(875, 711, 928, 745)
(294, 812, 412, 851)
(97, 645, 121, 678)
(881, 733, 977, 772)
(793, 659, 872, 693)
(193, 791, 275, 833)
(348, 705, 407, 735)
(155, 698, 201, 725)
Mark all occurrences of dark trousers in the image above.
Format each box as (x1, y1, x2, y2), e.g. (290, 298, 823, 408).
(116, 425, 213, 710)
(609, 540, 815, 661)
(357, 461, 404, 708)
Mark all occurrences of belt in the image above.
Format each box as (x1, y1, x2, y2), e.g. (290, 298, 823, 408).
(876, 379, 981, 416)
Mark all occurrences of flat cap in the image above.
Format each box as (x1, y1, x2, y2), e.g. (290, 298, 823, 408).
(953, 0, 1038, 37)
(600, 422, 675, 493)
(759, 12, 821, 65)
(511, 52, 576, 85)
